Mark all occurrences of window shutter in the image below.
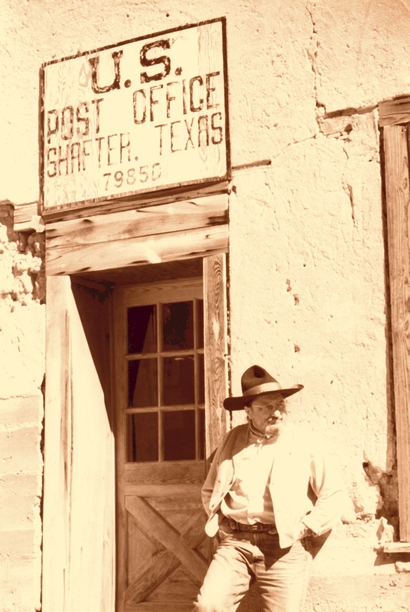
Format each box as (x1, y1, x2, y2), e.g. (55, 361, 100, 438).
(380, 100, 410, 543)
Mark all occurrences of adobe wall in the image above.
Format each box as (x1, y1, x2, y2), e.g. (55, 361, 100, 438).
(0, 204, 45, 612)
(1, 0, 410, 609)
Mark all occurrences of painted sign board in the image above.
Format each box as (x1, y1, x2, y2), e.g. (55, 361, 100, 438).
(40, 18, 229, 218)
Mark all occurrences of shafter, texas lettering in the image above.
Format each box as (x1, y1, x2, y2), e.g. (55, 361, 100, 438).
(42, 20, 228, 208)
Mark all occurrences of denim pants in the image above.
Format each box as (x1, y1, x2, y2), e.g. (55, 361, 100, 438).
(193, 522, 313, 612)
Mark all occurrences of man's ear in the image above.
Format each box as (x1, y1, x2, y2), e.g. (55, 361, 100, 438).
(244, 406, 251, 418)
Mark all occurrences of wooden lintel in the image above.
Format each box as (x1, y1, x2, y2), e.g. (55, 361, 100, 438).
(42, 181, 230, 223)
(46, 194, 228, 249)
(383, 123, 410, 541)
(382, 542, 410, 554)
(46, 224, 228, 276)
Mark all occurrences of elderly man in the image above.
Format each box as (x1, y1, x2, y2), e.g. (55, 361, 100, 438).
(193, 365, 344, 612)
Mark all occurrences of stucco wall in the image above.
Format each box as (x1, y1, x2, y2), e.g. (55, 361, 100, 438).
(0, 205, 45, 612)
(1, 0, 410, 609)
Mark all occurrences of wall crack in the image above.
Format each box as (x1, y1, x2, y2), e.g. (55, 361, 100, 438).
(272, 134, 317, 159)
(306, 1, 326, 121)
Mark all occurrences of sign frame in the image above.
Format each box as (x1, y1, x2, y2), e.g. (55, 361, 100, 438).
(39, 17, 230, 221)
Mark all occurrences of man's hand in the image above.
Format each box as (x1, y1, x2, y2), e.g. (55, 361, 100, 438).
(298, 521, 316, 539)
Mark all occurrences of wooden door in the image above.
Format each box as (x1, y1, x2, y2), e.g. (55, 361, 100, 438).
(42, 276, 115, 612)
(114, 277, 211, 612)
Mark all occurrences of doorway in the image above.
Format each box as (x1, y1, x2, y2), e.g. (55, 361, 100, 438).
(113, 275, 210, 611)
(42, 255, 228, 612)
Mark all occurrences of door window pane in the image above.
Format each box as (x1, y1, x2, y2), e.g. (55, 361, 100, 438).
(163, 410, 195, 460)
(163, 356, 194, 405)
(127, 412, 158, 462)
(128, 359, 158, 407)
(128, 305, 157, 354)
(162, 301, 194, 350)
(123, 288, 205, 464)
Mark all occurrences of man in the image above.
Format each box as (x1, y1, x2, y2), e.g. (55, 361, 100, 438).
(193, 365, 344, 612)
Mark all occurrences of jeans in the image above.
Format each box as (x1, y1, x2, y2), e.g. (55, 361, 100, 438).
(193, 521, 313, 612)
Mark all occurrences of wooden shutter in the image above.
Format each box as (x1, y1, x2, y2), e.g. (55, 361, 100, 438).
(42, 276, 116, 610)
(380, 99, 410, 543)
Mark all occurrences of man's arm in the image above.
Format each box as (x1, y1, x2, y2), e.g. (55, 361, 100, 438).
(301, 439, 347, 536)
(201, 428, 236, 516)
(201, 454, 219, 517)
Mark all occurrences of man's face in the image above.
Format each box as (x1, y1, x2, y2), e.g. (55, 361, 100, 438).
(245, 393, 287, 438)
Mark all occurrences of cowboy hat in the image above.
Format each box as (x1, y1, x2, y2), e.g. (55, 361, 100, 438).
(223, 364, 303, 411)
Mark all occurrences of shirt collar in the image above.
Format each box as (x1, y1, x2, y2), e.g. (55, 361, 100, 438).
(248, 420, 266, 439)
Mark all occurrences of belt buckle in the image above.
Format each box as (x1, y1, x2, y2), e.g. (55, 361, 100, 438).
(243, 522, 263, 532)
(243, 522, 261, 532)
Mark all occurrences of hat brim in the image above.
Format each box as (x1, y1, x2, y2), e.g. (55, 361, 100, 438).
(223, 385, 304, 411)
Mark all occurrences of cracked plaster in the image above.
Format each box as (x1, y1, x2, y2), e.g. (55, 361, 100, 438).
(308, 0, 410, 113)
(0, 218, 45, 398)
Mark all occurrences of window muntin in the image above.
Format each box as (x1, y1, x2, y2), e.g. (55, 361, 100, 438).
(126, 297, 204, 462)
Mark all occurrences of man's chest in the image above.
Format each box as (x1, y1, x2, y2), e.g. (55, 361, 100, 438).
(232, 441, 277, 492)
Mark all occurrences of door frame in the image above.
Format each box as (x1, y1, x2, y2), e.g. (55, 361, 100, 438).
(112, 257, 229, 610)
(42, 192, 229, 611)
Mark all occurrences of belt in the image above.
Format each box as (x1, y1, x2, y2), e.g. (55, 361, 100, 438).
(228, 518, 276, 533)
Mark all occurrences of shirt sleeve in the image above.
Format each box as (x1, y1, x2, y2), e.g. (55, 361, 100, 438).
(201, 430, 231, 517)
(301, 437, 347, 536)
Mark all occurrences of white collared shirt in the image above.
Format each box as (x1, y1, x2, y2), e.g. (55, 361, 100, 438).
(220, 427, 277, 524)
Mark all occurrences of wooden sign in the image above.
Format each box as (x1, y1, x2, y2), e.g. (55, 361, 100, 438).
(40, 18, 230, 219)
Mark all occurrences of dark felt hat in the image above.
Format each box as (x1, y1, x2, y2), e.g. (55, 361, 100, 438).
(223, 364, 303, 411)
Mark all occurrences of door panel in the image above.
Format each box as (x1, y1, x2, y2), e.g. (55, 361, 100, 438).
(42, 276, 115, 612)
(114, 278, 209, 611)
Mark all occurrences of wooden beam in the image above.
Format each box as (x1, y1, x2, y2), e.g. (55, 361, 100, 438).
(45, 195, 228, 276)
(383, 124, 410, 542)
(46, 194, 228, 248)
(203, 254, 229, 460)
(382, 542, 410, 554)
(13, 201, 43, 232)
(46, 224, 228, 275)
(42, 180, 230, 223)
(379, 97, 410, 127)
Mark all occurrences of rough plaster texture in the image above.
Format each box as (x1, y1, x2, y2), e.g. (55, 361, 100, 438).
(0, 400, 43, 612)
(1, 0, 410, 609)
(0, 210, 45, 611)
